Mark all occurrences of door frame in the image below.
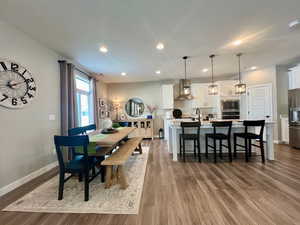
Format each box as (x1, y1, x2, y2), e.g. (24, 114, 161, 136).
(246, 83, 273, 121)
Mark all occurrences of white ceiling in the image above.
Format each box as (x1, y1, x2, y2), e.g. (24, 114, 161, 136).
(1, 0, 300, 83)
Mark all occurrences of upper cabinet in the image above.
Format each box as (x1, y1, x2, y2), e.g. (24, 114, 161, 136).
(289, 65, 300, 90)
(191, 83, 220, 109)
(217, 80, 238, 97)
(161, 84, 174, 109)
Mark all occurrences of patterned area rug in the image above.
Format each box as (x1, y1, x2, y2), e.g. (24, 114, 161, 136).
(3, 147, 149, 214)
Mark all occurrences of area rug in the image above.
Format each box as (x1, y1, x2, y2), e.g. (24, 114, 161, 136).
(3, 147, 149, 214)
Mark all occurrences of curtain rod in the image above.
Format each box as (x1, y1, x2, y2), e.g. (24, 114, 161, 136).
(58, 59, 92, 77)
(75, 67, 91, 77)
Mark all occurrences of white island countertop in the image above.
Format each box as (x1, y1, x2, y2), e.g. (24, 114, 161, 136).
(167, 119, 275, 161)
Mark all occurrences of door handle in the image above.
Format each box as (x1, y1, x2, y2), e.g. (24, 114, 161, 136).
(266, 115, 270, 118)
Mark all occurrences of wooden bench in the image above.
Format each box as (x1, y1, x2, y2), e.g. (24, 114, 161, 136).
(101, 137, 143, 189)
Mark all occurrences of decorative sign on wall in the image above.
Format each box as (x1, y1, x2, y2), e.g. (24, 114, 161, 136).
(97, 98, 113, 119)
(0, 59, 37, 109)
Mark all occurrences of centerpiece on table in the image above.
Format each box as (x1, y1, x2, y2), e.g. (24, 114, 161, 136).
(101, 118, 118, 134)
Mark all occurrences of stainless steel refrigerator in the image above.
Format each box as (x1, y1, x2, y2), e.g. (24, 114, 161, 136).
(289, 89, 300, 148)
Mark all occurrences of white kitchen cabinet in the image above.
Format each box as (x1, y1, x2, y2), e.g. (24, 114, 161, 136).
(289, 65, 300, 90)
(161, 84, 174, 109)
(191, 83, 219, 109)
(218, 80, 237, 97)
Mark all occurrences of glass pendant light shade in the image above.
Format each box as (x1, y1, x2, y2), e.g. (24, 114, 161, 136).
(235, 83, 246, 94)
(208, 84, 218, 95)
(183, 86, 190, 95)
(208, 54, 218, 95)
(183, 56, 191, 95)
(235, 53, 246, 95)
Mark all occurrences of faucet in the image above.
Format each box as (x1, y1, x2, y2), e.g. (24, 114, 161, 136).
(195, 108, 201, 121)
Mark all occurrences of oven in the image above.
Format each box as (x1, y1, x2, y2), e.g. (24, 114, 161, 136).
(221, 99, 240, 120)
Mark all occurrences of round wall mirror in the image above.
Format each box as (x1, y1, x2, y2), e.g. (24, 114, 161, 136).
(125, 98, 145, 117)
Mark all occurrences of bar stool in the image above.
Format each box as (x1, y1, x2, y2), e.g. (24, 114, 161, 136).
(205, 121, 232, 163)
(179, 122, 201, 162)
(233, 120, 265, 163)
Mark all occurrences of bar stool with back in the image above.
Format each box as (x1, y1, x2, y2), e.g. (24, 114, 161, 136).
(179, 122, 201, 162)
(233, 120, 265, 163)
(205, 121, 233, 163)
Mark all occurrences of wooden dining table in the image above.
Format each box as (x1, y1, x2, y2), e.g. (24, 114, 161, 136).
(88, 127, 136, 148)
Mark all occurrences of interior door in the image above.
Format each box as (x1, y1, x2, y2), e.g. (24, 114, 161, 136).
(247, 84, 273, 121)
(247, 84, 273, 140)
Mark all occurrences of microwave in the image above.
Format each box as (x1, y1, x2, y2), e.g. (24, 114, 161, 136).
(221, 99, 240, 119)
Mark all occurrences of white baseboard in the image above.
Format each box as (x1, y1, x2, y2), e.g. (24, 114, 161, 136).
(274, 140, 289, 145)
(0, 161, 58, 197)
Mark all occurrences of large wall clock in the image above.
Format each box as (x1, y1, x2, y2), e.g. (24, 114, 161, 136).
(0, 59, 37, 109)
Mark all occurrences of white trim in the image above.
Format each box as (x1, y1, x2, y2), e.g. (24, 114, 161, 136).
(0, 161, 58, 197)
(274, 140, 289, 144)
(273, 140, 280, 144)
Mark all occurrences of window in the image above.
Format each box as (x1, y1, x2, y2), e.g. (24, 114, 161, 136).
(75, 72, 94, 126)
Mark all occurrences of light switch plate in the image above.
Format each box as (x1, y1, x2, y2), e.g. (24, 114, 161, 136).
(49, 114, 56, 121)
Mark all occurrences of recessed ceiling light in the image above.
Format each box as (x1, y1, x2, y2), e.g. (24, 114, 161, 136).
(233, 40, 242, 46)
(156, 42, 164, 50)
(155, 70, 161, 74)
(289, 19, 300, 29)
(121, 72, 127, 76)
(202, 68, 209, 73)
(250, 66, 257, 70)
(99, 46, 108, 53)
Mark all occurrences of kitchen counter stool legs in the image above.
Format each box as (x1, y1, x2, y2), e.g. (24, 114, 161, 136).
(205, 121, 232, 163)
(179, 122, 201, 162)
(234, 120, 265, 163)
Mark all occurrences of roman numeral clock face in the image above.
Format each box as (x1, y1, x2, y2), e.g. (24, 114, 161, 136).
(0, 59, 37, 109)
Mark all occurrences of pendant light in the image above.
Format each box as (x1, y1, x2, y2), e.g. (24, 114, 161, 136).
(208, 54, 218, 95)
(235, 53, 246, 95)
(183, 56, 191, 95)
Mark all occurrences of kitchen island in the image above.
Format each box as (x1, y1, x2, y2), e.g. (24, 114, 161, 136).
(167, 119, 275, 161)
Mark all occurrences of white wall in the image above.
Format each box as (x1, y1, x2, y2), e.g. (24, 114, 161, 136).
(276, 66, 289, 142)
(0, 21, 60, 190)
(107, 81, 164, 135)
(241, 66, 279, 140)
(96, 78, 108, 128)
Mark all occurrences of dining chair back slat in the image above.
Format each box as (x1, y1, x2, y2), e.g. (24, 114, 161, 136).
(54, 135, 89, 170)
(243, 120, 265, 137)
(68, 127, 86, 136)
(83, 124, 96, 133)
(180, 122, 201, 135)
(211, 121, 232, 137)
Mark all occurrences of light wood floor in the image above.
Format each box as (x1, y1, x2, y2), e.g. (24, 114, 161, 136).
(1, 140, 300, 225)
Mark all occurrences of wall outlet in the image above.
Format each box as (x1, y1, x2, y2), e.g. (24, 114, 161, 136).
(49, 114, 56, 121)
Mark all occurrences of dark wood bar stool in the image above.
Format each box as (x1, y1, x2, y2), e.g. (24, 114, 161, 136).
(233, 120, 265, 163)
(179, 122, 201, 162)
(205, 121, 232, 163)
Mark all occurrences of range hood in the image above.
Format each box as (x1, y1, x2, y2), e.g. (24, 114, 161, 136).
(175, 79, 193, 101)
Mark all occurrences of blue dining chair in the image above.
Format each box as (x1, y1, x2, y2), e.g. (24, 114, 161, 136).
(68, 126, 86, 136)
(68, 125, 104, 179)
(68, 125, 100, 156)
(82, 124, 96, 133)
(54, 135, 102, 201)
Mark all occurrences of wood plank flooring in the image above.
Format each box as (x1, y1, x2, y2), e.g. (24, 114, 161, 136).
(1, 140, 300, 225)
